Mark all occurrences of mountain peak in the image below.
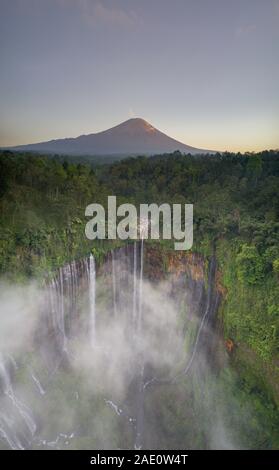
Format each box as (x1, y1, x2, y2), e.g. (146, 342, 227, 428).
(112, 118, 156, 133)
(123, 117, 149, 124)
(9, 118, 214, 156)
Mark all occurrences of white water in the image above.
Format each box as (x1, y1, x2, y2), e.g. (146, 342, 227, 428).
(89, 254, 96, 345)
(59, 268, 68, 352)
(0, 415, 24, 450)
(111, 250, 117, 316)
(137, 238, 144, 332)
(104, 399, 123, 416)
(0, 354, 37, 449)
(104, 399, 136, 424)
(8, 393, 36, 436)
(132, 242, 137, 327)
(29, 369, 46, 396)
(35, 432, 75, 449)
(70, 260, 78, 307)
(49, 274, 68, 354)
(134, 240, 145, 449)
(173, 257, 216, 381)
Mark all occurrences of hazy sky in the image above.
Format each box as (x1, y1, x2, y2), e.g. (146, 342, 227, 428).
(0, 0, 278, 151)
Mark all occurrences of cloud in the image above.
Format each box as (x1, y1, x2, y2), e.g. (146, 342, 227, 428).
(235, 24, 257, 38)
(78, 0, 140, 28)
(128, 107, 135, 118)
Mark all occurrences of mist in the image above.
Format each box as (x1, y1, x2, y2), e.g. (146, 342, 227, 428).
(0, 244, 255, 450)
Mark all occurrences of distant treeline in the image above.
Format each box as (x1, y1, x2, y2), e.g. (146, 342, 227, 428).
(0, 151, 279, 247)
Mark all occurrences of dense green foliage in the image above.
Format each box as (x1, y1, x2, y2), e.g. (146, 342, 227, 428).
(0, 149, 279, 443)
(1, 149, 278, 275)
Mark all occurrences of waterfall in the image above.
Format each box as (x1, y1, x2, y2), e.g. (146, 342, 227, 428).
(0, 256, 92, 450)
(89, 254, 96, 345)
(101, 242, 146, 449)
(134, 239, 145, 449)
(59, 268, 67, 352)
(48, 275, 67, 355)
(134, 363, 145, 450)
(0, 354, 12, 395)
(111, 250, 117, 317)
(0, 415, 24, 450)
(177, 255, 217, 379)
(0, 354, 37, 449)
(137, 238, 144, 332)
(0, 245, 222, 450)
(141, 254, 219, 388)
(8, 394, 36, 437)
(70, 260, 78, 312)
(43, 257, 91, 359)
(132, 242, 137, 327)
(29, 369, 45, 396)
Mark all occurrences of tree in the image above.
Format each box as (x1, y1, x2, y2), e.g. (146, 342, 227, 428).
(236, 244, 265, 285)
(246, 154, 262, 187)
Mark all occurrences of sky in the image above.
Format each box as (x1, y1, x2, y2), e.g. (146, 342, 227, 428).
(0, 0, 278, 152)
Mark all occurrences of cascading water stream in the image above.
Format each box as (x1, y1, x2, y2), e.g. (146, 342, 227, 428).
(89, 254, 96, 345)
(132, 242, 137, 327)
(0, 413, 25, 450)
(104, 241, 146, 449)
(29, 368, 46, 396)
(142, 255, 218, 390)
(137, 238, 144, 332)
(134, 238, 145, 450)
(173, 255, 217, 381)
(59, 268, 68, 352)
(111, 249, 117, 317)
(48, 274, 68, 356)
(0, 354, 37, 449)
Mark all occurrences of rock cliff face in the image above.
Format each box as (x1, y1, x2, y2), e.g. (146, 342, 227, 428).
(143, 245, 225, 369)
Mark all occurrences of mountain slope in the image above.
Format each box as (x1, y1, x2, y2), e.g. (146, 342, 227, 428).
(9, 118, 213, 155)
